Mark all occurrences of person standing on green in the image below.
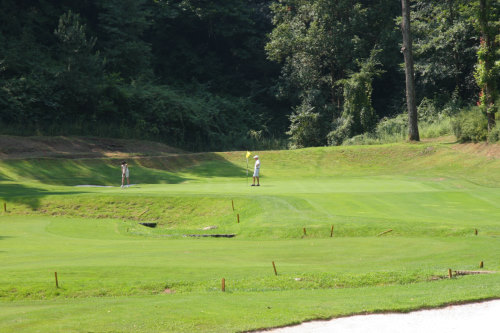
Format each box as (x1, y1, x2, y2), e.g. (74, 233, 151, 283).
(121, 161, 130, 188)
(251, 155, 260, 186)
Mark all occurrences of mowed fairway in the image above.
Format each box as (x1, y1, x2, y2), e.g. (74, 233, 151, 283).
(0, 141, 499, 332)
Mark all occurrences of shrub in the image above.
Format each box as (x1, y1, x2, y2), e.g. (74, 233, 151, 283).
(375, 114, 408, 142)
(452, 108, 488, 142)
(417, 97, 439, 123)
(287, 104, 323, 149)
(342, 112, 454, 145)
(342, 132, 379, 146)
(327, 116, 354, 146)
(341, 114, 407, 146)
(419, 116, 453, 138)
(488, 126, 500, 143)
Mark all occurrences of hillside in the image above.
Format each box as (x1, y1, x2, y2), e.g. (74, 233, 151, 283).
(1, 135, 500, 187)
(0, 135, 183, 159)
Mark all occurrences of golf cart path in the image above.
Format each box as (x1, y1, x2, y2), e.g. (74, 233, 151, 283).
(258, 299, 500, 333)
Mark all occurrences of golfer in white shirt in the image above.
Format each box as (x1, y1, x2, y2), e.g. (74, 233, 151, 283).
(121, 161, 130, 188)
(251, 155, 260, 186)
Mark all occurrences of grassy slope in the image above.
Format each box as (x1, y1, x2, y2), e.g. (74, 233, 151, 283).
(0, 140, 499, 332)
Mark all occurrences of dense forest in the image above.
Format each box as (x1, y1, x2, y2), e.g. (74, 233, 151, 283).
(0, 0, 498, 151)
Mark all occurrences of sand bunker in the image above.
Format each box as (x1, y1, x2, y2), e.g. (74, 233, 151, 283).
(261, 299, 500, 333)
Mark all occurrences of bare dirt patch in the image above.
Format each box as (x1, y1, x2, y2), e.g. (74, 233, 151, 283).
(451, 142, 500, 159)
(0, 135, 184, 159)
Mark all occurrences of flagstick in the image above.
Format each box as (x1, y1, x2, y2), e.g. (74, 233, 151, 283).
(246, 158, 249, 186)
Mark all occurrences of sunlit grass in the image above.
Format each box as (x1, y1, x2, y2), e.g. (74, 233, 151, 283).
(0, 141, 499, 332)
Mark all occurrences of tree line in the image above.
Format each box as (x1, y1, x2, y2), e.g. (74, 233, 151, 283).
(0, 0, 498, 150)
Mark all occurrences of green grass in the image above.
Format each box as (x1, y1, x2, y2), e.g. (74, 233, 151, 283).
(0, 140, 499, 332)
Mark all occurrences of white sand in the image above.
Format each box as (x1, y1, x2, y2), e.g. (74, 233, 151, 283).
(262, 300, 500, 333)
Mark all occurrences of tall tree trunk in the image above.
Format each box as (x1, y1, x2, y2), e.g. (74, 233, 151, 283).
(401, 0, 420, 141)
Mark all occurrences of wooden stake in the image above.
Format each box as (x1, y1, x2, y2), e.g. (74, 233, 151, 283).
(3, 202, 6, 212)
(272, 261, 278, 276)
(480, 261, 484, 268)
(232, 200, 234, 211)
(377, 229, 393, 236)
(448, 268, 452, 279)
(138, 208, 149, 217)
(221, 278, 225, 292)
(55, 272, 59, 288)
(237, 214, 240, 223)
(330, 225, 334, 237)
(474, 229, 478, 235)
(303, 227, 306, 236)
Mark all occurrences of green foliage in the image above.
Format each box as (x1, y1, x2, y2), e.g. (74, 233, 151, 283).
(97, 0, 153, 80)
(93, 82, 264, 151)
(472, 0, 500, 132)
(416, 97, 455, 138)
(342, 114, 407, 145)
(474, 18, 499, 120)
(419, 117, 453, 138)
(0, 0, 282, 150)
(54, 11, 97, 64)
(452, 107, 488, 142)
(412, 0, 478, 103)
(286, 104, 323, 149)
(417, 97, 440, 123)
(328, 115, 355, 146)
(0, 0, 498, 148)
(487, 125, 500, 143)
(54, 11, 105, 120)
(342, 111, 453, 145)
(376, 114, 409, 141)
(328, 50, 384, 145)
(475, 43, 499, 117)
(267, 0, 383, 148)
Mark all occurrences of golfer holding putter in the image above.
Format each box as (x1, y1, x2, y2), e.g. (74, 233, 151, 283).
(251, 155, 260, 186)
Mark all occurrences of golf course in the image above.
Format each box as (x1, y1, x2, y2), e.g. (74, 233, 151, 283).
(0, 136, 499, 332)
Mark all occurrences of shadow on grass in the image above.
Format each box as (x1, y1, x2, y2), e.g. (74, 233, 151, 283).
(0, 171, 10, 181)
(0, 183, 87, 209)
(137, 153, 246, 178)
(0, 159, 185, 186)
(0, 153, 246, 186)
(182, 156, 247, 178)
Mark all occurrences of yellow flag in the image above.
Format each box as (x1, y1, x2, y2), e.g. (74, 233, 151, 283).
(246, 151, 252, 159)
